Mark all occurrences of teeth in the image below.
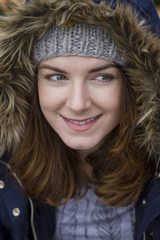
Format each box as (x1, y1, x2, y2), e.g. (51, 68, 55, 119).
(68, 116, 98, 125)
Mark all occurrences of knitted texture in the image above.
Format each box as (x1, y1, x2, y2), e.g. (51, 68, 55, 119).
(33, 23, 126, 65)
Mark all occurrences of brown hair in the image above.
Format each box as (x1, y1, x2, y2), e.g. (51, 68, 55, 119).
(10, 67, 155, 207)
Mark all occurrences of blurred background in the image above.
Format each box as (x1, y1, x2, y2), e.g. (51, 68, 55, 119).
(0, 0, 25, 12)
(0, 0, 159, 14)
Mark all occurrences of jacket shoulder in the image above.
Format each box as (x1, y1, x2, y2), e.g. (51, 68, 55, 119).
(135, 177, 160, 240)
(0, 155, 30, 239)
(0, 154, 56, 240)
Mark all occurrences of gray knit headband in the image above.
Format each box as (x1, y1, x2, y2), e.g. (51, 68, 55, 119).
(33, 22, 126, 65)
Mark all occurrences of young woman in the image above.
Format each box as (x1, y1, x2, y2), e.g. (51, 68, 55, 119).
(0, 0, 160, 239)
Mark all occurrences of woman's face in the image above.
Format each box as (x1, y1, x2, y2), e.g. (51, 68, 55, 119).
(38, 56, 122, 152)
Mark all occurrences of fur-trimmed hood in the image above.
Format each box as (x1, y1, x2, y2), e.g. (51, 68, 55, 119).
(0, 0, 160, 164)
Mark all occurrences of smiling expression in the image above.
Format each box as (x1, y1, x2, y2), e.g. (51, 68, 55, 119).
(38, 56, 122, 153)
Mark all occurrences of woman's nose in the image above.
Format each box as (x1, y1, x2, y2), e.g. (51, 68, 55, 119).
(66, 83, 92, 112)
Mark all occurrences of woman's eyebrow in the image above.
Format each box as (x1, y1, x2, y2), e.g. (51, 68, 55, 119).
(88, 64, 117, 73)
(38, 63, 117, 74)
(38, 64, 67, 74)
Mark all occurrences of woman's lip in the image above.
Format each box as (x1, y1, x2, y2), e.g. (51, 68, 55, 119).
(61, 114, 102, 131)
(61, 114, 102, 122)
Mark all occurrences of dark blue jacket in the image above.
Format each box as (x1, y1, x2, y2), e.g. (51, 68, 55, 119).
(1, 154, 160, 240)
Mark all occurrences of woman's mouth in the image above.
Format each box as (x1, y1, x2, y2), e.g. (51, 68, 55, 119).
(61, 114, 102, 131)
(67, 115, 100, 125)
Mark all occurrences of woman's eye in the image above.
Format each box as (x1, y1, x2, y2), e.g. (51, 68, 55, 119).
(47, 74, 68, 81)
(92, 74, 113, 82)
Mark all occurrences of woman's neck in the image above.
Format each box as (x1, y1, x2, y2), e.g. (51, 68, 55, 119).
(77, 151, 95, 183)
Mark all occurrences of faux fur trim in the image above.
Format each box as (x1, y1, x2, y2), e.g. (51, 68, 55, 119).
(0, 0, 160, 160)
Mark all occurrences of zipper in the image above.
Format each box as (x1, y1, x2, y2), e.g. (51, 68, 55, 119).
(143, 232, 146, 240)
(28, 197, 37, 240)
